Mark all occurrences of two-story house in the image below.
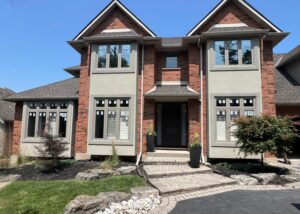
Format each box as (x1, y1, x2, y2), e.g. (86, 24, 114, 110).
(6, 0, 289, 162)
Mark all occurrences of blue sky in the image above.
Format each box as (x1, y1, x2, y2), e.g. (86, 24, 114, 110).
(0, 0, 299, 92)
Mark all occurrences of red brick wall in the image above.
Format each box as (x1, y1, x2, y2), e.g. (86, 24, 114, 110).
(11, 102, 23, 155)
(89, 7, 151, 37)
(75, 46, 91, 155)
(261, 40, 276, 116)
(195, 1, 264, 34)
(155, 52, 188, 82)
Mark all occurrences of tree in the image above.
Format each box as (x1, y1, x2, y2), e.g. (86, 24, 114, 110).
(35, 133, 68, 171)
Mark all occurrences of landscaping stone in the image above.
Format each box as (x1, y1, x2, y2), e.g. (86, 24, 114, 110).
(130, 186, 159, 198)
(88, 169, 113, 177)
(76, 172, 99, 181)
(252, 173, 277, 185)
(65, 195, 108, 214)
(0, 174, 21, 182)
(280, 174, 299, 182)
(95, 195, 161, 214)
(116, 166, 136, 175)
(97, 192, 130, 204)
(230, 174, 259, 185)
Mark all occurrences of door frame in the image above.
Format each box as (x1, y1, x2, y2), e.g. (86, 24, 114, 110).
(155, 102, 188, 148)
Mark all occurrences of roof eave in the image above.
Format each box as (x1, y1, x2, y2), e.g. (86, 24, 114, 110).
(4, 97, 79, 102)
(200, 29, 269, 40)
(264, 32, 290, 48)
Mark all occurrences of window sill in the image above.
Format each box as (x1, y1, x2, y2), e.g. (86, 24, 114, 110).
(89, 139, 132, 146)
(92, 69, 134, 74)
(162, 67, 182, 71)
(211, 142, 239, 148)
(211, 66, 258, 72)
(22, 137, 69, 144)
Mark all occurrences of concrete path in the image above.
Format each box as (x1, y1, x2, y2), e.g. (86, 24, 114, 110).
(171, 189, 300, 214)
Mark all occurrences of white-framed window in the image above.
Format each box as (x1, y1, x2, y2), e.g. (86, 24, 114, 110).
(25, 101, 69, 138)
(94, 98, 130, 140)
(97, 44, 131, 69)
(214, 39, 253, 66)
(215, 97, 256, 142)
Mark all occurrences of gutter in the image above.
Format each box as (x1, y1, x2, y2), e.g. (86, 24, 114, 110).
(198, 38, 206, 164)
(136, 42, 145, 166)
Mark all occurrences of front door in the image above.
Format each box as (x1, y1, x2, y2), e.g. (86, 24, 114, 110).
(158, 103, 187, 148)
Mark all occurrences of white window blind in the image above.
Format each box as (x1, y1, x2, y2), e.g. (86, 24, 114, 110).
(216, 110, 226, 141)
(107, 110, 117, 139)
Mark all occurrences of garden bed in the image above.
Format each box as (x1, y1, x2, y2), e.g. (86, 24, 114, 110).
(0, 160, 135, 181)
(212, 162, 296, 185)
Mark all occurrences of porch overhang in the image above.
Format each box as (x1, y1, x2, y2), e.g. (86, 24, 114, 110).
(145, 85, 200, 101)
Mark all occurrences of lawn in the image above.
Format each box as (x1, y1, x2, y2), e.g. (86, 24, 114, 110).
(0, 175, 146, 214)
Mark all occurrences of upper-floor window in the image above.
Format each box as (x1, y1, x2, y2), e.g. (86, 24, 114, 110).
(98, 44, 131, 69)
(166, 55, 178, 68)
(214, 40, 252, 66)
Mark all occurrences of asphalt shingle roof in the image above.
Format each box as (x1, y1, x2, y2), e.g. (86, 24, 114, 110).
(0, 88, 15, 122)
(277, 45, 300, 68)
(206, 26, 263, 33)
(274, 53, 300, 104)
(85, 29, 141, 40)
(145, 85, 199, 97)
(6, 78, 79, 101)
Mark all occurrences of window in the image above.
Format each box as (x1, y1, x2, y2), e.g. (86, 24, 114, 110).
(242, 40, 252, 64)
(27, 112, 36, 137)
(98, 44, 131, 69)
(25, 101, 69, 138)
(37, 112, 46, 137)
(215, 97, 256, 142)
(94, 98, 130, 140)
(214, 39, 253, 66)
(98, 45, 107, 68)
(215, 41, 225, 65)
(121, 44, 131, 68)
(228, 40, 238, 65)
(166, 56, 178, 68)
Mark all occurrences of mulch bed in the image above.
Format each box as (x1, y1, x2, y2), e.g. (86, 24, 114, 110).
(0, 161, 136, 181)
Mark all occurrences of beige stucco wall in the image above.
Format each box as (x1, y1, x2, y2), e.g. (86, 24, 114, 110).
(207, 38, 262, 159)
(87, 43, 138, 156)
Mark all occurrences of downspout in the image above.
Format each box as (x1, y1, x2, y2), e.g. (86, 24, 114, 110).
(199, 38, 206, 164)
(136, 42, 145, 166)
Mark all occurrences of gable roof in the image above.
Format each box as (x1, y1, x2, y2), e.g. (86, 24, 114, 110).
(5, 78, 79, 101)
(74, 0, 156, 40)
(187, 0, 282, 36)
(0, 88, 15, 122)
(277, 45, 300, 68)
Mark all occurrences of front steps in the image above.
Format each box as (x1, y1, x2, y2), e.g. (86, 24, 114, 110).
(143, 151, 236, 196)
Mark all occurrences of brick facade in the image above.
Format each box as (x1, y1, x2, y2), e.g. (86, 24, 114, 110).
(74, 47, 91, 158)
(11, 102, 23, 155)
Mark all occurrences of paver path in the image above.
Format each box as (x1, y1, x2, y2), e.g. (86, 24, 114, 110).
(171, 189, 300, 214)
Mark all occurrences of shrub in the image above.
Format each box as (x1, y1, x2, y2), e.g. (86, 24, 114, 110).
(17, 154, 30, 166)
(100, 143, 120, 170)
(35, 133, 68, 172)
(234, 115, 298, 165)
(146, 125, 157, 136)
(190, 132, 201, 148)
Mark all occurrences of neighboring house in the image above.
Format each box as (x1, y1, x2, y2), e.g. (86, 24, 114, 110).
(6, 0, 289, 161)
(275, 45, 300, 156)
(0, 88, 15, 157)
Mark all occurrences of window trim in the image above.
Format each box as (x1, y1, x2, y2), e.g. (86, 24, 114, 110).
(22, 101, 73, 144)
(90, 96, 132, 145)
(211, 38, 258, 71)
(95, 43, 133, 71)
(213, 96, 258, 146)
(165, 55, 179, 69)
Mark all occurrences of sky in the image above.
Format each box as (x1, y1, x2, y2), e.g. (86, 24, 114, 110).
(0, 0, 299, 92)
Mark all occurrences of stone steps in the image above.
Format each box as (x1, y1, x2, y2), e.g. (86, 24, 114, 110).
(148, 173, 236, 196)
(143, 156, 190, 165)
(144, 164, 212, 178)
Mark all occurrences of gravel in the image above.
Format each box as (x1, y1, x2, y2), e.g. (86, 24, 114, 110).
(95, 195, 161, 214)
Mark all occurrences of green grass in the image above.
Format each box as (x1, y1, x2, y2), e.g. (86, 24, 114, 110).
(0, 175, 146, 214)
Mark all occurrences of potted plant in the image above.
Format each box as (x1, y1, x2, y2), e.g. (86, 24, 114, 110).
(146, 125, 157, 152)
(189, 132, 202, 168)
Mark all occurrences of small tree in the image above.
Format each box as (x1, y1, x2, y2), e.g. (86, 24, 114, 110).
(35, 133, 68, 171)
(273, 116, 298, 164)
(234, 115, 275, 166)
(234, 115, 297, 166)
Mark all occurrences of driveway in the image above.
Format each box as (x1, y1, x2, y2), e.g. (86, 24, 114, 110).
(171, 190, 300, 214)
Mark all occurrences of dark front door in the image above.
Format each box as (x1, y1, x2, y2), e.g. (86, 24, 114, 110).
(161, 103, 183, 147)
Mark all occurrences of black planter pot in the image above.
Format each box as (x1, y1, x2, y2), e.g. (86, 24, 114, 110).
(146, 135, 155, 152)
(190, 147, 202, 168)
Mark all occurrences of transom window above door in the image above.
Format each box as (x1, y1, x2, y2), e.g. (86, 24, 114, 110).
(165, 55, 179, 68)
(97, 44, 131, 69)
